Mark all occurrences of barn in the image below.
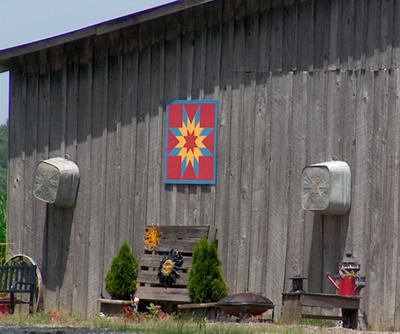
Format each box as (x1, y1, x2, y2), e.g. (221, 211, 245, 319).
(1, 0, 400, 329)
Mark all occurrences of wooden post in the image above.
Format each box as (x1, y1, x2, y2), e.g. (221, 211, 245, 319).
(281, 293, 302, 324)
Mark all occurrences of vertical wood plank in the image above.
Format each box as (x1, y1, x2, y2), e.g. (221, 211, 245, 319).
(87, 35, 108, 312)
(236, 2, 258, 292)
(215, 0, 234, 274)
(187, 9, 206, 226)
(103, 32, 123, 268)
(336, 70, 351, 259)
(62, 44, 79, 314)
(297, 0, 314, 71)
(35, 52, 51, 286)
(8, 70, 26, 256)
(351, 69, 371, 272)
(381, 68, 398, 328)
(328, 0, 340, 70)
(365, 69, 386, 327)
(282, 1, 297, 71)
(260, 72, 272, 295)
(322, 70, 343, 293)
(265, 72, 291, 317)
(45, 57, 65, 310)
(23, 69, 39, 260)
(257, 3, 272, 73)
(112, 33, 124, 250)
(133, 26, 151, 242)
(119, 27, 139, 258)
(380, 0, 393, 70)
(392, 0, 400, 68)
(342, 70, 357, 252)
(270, 5, 283, 72)
(284, 71, 307, 291)
(226, 8, 245, 292)
(339, 0, 355, 69)
(248, 72, 268, 293)
(72, 39, 93, 316)
(122, 27, 140, 256)
(353, 0, 368, 70)
(304, 71, 325, 293)
(393, 69, 400, 330)
(161, 16, 179, 227)
(177, 13, 194, 228)
(313, 0, 330, 70)
(202, 1, 222, 230)
(57, 59, 75, 313)
(366, 0, 380, 70)
(173, 18, 188, 227)
(145, 24, 163, 231)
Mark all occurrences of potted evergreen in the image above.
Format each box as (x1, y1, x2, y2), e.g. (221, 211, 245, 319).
(105, 242, 139, 300)
(188, 238, 228, 303)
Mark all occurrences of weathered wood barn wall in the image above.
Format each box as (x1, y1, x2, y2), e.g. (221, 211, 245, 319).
(2, 0, 400, 329)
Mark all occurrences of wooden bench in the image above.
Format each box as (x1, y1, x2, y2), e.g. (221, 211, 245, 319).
(135, 225, 211, 304)
(281, 292, 360, 329)
(0, 264, 37, 313)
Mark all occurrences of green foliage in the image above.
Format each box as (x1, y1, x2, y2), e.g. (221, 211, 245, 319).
(188, 238, 228, 303)
(145, 303, 162, 318)
(0, 193, 7, 265)
(0, 122, 7, 194)
(105, 242, 139, 300)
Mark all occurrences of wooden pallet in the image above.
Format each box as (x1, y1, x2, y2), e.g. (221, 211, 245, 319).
(135, 225, 211, 304)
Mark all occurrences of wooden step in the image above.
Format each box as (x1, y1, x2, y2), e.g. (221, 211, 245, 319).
(137, 270, 188, 285)
(135, 286, 191, 303)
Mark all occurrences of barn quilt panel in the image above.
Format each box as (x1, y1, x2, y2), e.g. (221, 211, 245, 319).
(164, 100, 218, 184)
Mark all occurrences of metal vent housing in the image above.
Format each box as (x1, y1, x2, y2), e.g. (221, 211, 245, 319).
(302, 160, 351, 216)
(33, 157, 80, 208)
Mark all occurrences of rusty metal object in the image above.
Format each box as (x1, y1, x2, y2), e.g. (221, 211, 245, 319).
(215, 293, 274, 321)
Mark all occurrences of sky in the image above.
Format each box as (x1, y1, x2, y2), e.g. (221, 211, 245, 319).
(0, 0, 175, 125)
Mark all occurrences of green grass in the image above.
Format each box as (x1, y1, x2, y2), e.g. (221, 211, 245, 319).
(299, 318, 336, 327)
(0, 311, 357, 334)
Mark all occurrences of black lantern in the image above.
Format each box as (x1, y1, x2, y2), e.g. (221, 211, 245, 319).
(289, 274, 307, 292)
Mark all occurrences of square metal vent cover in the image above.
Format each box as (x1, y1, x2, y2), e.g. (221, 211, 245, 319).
(302, 161, 351, 216)
(33, 157, 80, 208)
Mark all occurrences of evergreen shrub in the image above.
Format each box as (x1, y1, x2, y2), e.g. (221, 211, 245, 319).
(105, 242, 139, 300)
(188, 238, 228, 303)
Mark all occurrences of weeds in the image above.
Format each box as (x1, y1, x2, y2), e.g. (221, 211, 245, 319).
(0, 310, 367, 334)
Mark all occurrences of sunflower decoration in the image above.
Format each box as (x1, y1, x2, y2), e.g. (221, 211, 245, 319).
(158, 249, 183, 287)
(144, 226, 162, 251)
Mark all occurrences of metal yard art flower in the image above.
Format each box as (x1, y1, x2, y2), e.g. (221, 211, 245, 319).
(144, 226, 162, 251)
(165, 101, 218, 184)
(158, 249, 183, 287)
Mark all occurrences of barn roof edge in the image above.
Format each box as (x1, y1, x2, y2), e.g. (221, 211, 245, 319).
(0, 0, 214, 73)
